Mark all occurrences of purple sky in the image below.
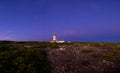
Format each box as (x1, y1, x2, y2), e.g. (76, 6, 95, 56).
(0, 0, 120, 42)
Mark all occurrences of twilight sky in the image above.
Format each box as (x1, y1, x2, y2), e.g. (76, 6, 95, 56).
(0, 0, 120, 42)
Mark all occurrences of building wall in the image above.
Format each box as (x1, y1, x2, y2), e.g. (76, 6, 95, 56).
(56, 41, 65, 43)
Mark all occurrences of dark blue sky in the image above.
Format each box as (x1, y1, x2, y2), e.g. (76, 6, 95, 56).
(0, 0, 120, 42)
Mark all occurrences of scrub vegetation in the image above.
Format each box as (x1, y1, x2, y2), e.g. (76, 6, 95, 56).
(0, 41, 51, 73)
(0, 41, 120, 73)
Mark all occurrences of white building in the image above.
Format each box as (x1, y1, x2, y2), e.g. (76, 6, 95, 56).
(47, 32, 65, 43)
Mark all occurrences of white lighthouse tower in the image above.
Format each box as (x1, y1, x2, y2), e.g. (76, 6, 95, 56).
(53, 32, 56, 41)
(47, 32, 65, 43)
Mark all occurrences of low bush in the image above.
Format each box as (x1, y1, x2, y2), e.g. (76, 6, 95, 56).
(81, 48, 94, 53)
(101, 50, 120, 62)
(0, 45, 51, 73)
(81, 60, 90, 66)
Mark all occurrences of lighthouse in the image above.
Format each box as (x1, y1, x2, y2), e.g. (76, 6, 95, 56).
(47, 32, 65, 43)
(53, 32, 56, 41)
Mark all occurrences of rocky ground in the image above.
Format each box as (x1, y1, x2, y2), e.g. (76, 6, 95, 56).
(45, 43, 120, 73)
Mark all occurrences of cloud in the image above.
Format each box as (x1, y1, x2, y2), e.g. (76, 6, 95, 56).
(0, 31, 17, 41)
(0, 36, 15, 41)
(61, 30, 78, 37)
